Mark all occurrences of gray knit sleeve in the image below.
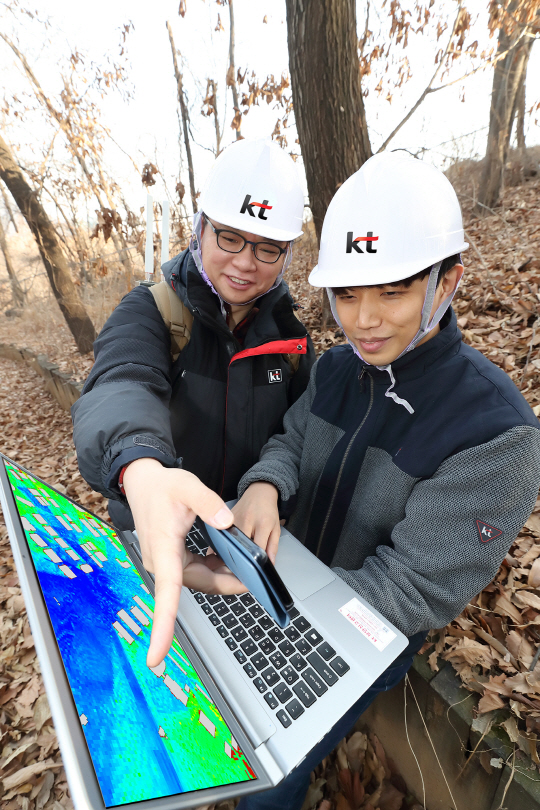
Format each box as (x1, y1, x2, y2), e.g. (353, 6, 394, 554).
(237, 360, 320, 500)
(335, 425, 540, 636)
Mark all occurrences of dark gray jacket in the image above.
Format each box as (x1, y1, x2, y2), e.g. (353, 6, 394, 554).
(239, 311, 540, 636)
(72, 250, 315, 526)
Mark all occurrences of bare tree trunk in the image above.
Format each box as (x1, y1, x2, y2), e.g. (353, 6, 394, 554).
(476, 9, 537, 212)
(285, 0, 372, 326)
(0, 33, 133, 279)
(0, 132, 96, 353)
(516, 73, 526, 151)
(227, 0, 242, 139)
(0, 215, 25, 308)
(513, 70, 537, 182)
(167, 21, 198, 214)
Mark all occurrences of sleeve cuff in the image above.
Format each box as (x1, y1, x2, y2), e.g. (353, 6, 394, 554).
(237, 470, 291, 502)
(105, 437, 178, 497)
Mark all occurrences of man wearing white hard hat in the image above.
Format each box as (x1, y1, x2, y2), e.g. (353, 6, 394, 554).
(72, 139, 315, 666)
(233, 152, 540, 810)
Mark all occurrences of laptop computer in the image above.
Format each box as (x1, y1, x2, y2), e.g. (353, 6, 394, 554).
(0, 454, 408, 810)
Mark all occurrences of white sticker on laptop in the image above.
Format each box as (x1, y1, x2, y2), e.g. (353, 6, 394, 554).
(339, 598, 396, 651)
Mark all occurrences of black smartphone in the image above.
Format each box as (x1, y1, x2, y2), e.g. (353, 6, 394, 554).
(201, 521, 294, 628)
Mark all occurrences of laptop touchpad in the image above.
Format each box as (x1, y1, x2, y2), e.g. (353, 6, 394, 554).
(274, 530, 335, 600)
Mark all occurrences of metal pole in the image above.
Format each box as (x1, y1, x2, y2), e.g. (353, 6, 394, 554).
(145, 193, 154, 282)
(161, 200, 170, 278)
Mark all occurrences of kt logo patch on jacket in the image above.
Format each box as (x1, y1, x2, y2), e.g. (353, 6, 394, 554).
(268, 369, 283, 384)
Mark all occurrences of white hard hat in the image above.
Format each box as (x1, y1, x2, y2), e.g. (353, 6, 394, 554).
(200, 138, 304, 242)
(309, 152, 468, 287)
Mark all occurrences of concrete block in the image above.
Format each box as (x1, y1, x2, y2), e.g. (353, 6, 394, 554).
(361, 656, 507, 810)
(0, 341, 82, 411)
(430, 663, 475, 728)
(412, 650, 440, 684)
(490, 761, 540, 810)
(0, 342, 24, 363)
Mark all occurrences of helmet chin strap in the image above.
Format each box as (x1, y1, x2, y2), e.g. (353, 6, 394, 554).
(327, 259, 462, 414)
(188, 211, 293, 318)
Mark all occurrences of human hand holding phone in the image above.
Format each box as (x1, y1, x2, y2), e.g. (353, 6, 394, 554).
(204, 521, 293, 627)
(232, 481, 281, 563)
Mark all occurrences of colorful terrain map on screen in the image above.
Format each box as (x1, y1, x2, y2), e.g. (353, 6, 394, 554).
(5, 460, 256, 807)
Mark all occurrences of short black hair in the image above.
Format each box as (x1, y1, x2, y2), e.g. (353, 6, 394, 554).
(330, 253, 462, 296)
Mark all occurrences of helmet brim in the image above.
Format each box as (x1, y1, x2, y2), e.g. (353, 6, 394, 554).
(309, 242, 469, 288)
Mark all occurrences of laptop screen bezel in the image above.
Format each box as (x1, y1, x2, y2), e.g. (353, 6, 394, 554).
(0, 454, 274, 809)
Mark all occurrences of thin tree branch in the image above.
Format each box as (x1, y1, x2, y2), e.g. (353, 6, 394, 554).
(209, 79, 222, 154)
(378, 2, 466, 153)
(0, 32, 133, 274)
(228, 0, 241, 139)
(377, 5, 530, 153)
(166, 20, 198, 213)
(433, 27, 530, 91)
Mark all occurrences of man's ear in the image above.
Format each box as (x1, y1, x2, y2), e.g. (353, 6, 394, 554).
(441, 264, 464, 296)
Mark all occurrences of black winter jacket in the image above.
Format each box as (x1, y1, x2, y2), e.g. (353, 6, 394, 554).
(72, 250, 315, 527)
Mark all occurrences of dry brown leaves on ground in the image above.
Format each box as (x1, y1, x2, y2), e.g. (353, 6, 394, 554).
(422, 508, 540, 764)
(156, 730, 422, 810)
(300, 730, 423, 810)
(0, 317, 94, 386)
(0, 359, 109, 810)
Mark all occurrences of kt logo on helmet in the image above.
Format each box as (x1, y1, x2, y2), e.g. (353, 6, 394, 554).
(346, 232, 379, 254)
(240, 194, 273, 221)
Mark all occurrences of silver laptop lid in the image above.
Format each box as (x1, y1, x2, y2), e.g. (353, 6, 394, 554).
(0, 456, 272, 810)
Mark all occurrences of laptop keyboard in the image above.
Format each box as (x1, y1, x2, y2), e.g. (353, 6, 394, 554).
(185, 525, 350, 729)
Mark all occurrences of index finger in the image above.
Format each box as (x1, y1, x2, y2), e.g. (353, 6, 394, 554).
(146, 542, 185, 668)
(145, 474, 235, 667)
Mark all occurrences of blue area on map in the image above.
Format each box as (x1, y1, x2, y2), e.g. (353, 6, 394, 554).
(5, 462, 255, 807)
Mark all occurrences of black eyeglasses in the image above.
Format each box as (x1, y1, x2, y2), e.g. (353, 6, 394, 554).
(203, 214, 287, 264)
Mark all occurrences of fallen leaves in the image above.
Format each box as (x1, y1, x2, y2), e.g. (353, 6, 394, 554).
(3, 760, 63, 792)
(424, 511, 540, 760)
(300, 730, 416, 810)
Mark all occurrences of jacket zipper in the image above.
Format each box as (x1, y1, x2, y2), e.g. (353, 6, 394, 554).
(315, 372, 374, 558)
(220, 366, 232, 497)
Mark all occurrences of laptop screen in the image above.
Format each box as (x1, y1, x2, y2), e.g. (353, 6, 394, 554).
(4, 459, 256, 807)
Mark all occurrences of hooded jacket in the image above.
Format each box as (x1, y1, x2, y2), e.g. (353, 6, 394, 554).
(72, 250, 315, 526)
(238, 310, 540, 637)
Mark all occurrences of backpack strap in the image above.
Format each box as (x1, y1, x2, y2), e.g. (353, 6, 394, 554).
(286, 352, 301, 372)
(149, 281, 194, 361)
(149, 280, 301, 372)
